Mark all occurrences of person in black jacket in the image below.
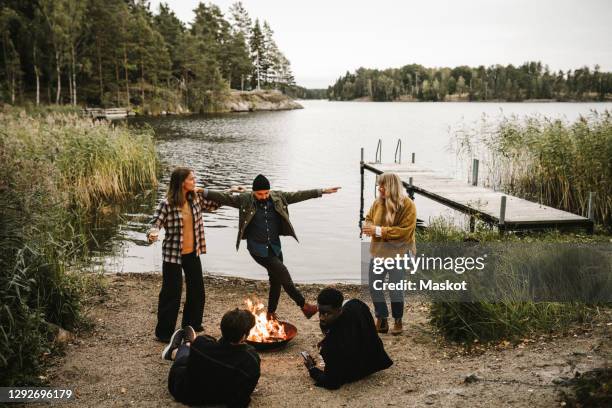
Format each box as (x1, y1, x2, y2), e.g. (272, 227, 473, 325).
(164, 309, 260, 407)
(303, 287, 393, 389)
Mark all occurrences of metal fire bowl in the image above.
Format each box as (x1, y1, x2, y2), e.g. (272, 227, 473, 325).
(246, 321, 297, 351)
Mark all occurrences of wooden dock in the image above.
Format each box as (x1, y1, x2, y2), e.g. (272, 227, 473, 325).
(83, 107, 129, 120)
(360, 143, 594, 233)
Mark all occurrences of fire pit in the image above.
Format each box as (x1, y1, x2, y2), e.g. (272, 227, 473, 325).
(244, 299, 298, 351)
(246, 321, 297, 351)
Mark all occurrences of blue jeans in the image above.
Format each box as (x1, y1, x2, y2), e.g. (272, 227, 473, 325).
(368, 256, 407, 319)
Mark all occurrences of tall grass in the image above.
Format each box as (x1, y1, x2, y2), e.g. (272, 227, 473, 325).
(452, 111, 612, 229)
(3, 108, 158, 209)
(422, 218, 609, 343)
(430, 301, 596, 343)
(0, 107, 158, 385)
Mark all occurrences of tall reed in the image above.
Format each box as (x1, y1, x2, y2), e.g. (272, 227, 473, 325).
(452, 111, 612, 229)
(0, 107, 157, 385)
(2, 109, 158, 209)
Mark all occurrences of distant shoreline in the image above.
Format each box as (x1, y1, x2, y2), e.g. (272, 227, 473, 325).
(323, 97, 612, 103)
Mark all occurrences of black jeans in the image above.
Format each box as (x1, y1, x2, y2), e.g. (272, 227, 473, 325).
(251, 250, 305, 313)
(168, 344, 190, 402)
(155, 252, 205, 340)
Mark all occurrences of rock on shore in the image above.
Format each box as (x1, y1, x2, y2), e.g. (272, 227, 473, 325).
(220, 89, 303, 112)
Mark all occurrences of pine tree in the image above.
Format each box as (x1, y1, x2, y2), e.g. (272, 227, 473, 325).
(228, 2, 252, 39)
(39, 0, 69, 104)
(154, 3, 185, 80)
(0, 7, 21, 104)
(130, 4, 171, 108)
(249, 19, 264, 89)
(228, 2, 253, 90)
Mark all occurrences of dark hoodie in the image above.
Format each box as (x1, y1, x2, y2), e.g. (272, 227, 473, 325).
(309, 299, 393, 389)
(168, 335, 260, 407)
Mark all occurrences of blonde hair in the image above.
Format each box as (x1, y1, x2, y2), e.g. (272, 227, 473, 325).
(377, 172, 406, 225)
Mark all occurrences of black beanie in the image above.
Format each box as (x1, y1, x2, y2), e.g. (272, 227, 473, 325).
(252, 174, 270, 191)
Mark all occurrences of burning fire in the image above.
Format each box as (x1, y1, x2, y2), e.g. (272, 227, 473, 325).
(245, 299, 287, 343)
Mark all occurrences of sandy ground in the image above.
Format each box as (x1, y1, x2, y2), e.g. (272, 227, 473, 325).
(34, 273, 611, 407)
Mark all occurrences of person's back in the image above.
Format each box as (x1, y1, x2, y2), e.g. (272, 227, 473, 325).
(307, 289, 393, 389)
(322, 299, 392, 384)
(173, 336, 260, 407)
(166, 309, 260, 407)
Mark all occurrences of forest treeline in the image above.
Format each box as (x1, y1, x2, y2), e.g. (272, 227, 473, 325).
(328, 62, 612, 102)
(0, 1, 298, 112)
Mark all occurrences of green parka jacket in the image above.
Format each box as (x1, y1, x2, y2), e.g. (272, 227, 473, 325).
(203, 188, 322, 250)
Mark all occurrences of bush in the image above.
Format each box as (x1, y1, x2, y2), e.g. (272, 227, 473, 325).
(422, 218, 608, 343)
(0, 107, 157, 385)
(430, 302, 594, 343)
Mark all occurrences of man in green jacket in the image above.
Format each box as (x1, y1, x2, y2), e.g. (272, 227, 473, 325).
(201, 174, 340, 319)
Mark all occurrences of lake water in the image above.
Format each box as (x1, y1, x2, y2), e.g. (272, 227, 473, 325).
(97, 100, 612, 283)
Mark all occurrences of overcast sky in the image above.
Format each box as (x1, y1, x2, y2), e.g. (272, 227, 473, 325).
(149, 0, 612, 88)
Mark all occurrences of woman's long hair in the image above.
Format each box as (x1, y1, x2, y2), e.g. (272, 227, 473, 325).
(167, 167, 193, 207)
(377, 172, 406, 225)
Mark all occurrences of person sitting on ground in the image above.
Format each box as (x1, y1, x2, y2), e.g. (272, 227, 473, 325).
(302, 287, 393, 390)
(163, 309, 260, 407)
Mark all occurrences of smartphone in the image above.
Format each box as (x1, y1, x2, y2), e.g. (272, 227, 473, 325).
(300, 351, 311, 362)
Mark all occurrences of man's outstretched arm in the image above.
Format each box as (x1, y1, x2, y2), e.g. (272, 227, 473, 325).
(282, 187, 341, 205)
(197, 187, 243, 208)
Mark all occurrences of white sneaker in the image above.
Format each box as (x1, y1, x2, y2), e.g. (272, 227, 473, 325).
(162, 328, 184, 361)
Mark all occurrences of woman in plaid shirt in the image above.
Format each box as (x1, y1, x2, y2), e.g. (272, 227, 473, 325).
(147, 167, 220, 342)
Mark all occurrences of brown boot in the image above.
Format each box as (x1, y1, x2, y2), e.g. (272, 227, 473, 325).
(375, 318, 389, 334)
(391, 319, 403, 335)
(301, 303, 318, 319)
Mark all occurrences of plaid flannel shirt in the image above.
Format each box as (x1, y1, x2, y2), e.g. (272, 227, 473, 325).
(149, 191, 220, 264)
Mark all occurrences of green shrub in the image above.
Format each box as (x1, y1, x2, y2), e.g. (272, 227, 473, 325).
(422, 217, 608, 343)
(0, 107, 156, 385)
(430, 301, 594, 343)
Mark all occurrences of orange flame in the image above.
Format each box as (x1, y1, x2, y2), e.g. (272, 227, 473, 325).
(245, 299, 287, 343)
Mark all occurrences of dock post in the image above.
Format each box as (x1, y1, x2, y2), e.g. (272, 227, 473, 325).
(472, 159, 479, 186)
(360, 148, 365, 237)
(587, 192, 595, 234)
(469, 216, 475, 232)
(411, 152, 415, 164)
(407, 177, 415, 200)
(498, 195, 507, 234)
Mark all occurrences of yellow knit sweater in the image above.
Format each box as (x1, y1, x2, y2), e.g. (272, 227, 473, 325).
(365, 196, 417, 257)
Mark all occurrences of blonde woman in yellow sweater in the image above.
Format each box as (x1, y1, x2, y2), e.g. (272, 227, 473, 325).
(362, 172, 417, 335)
